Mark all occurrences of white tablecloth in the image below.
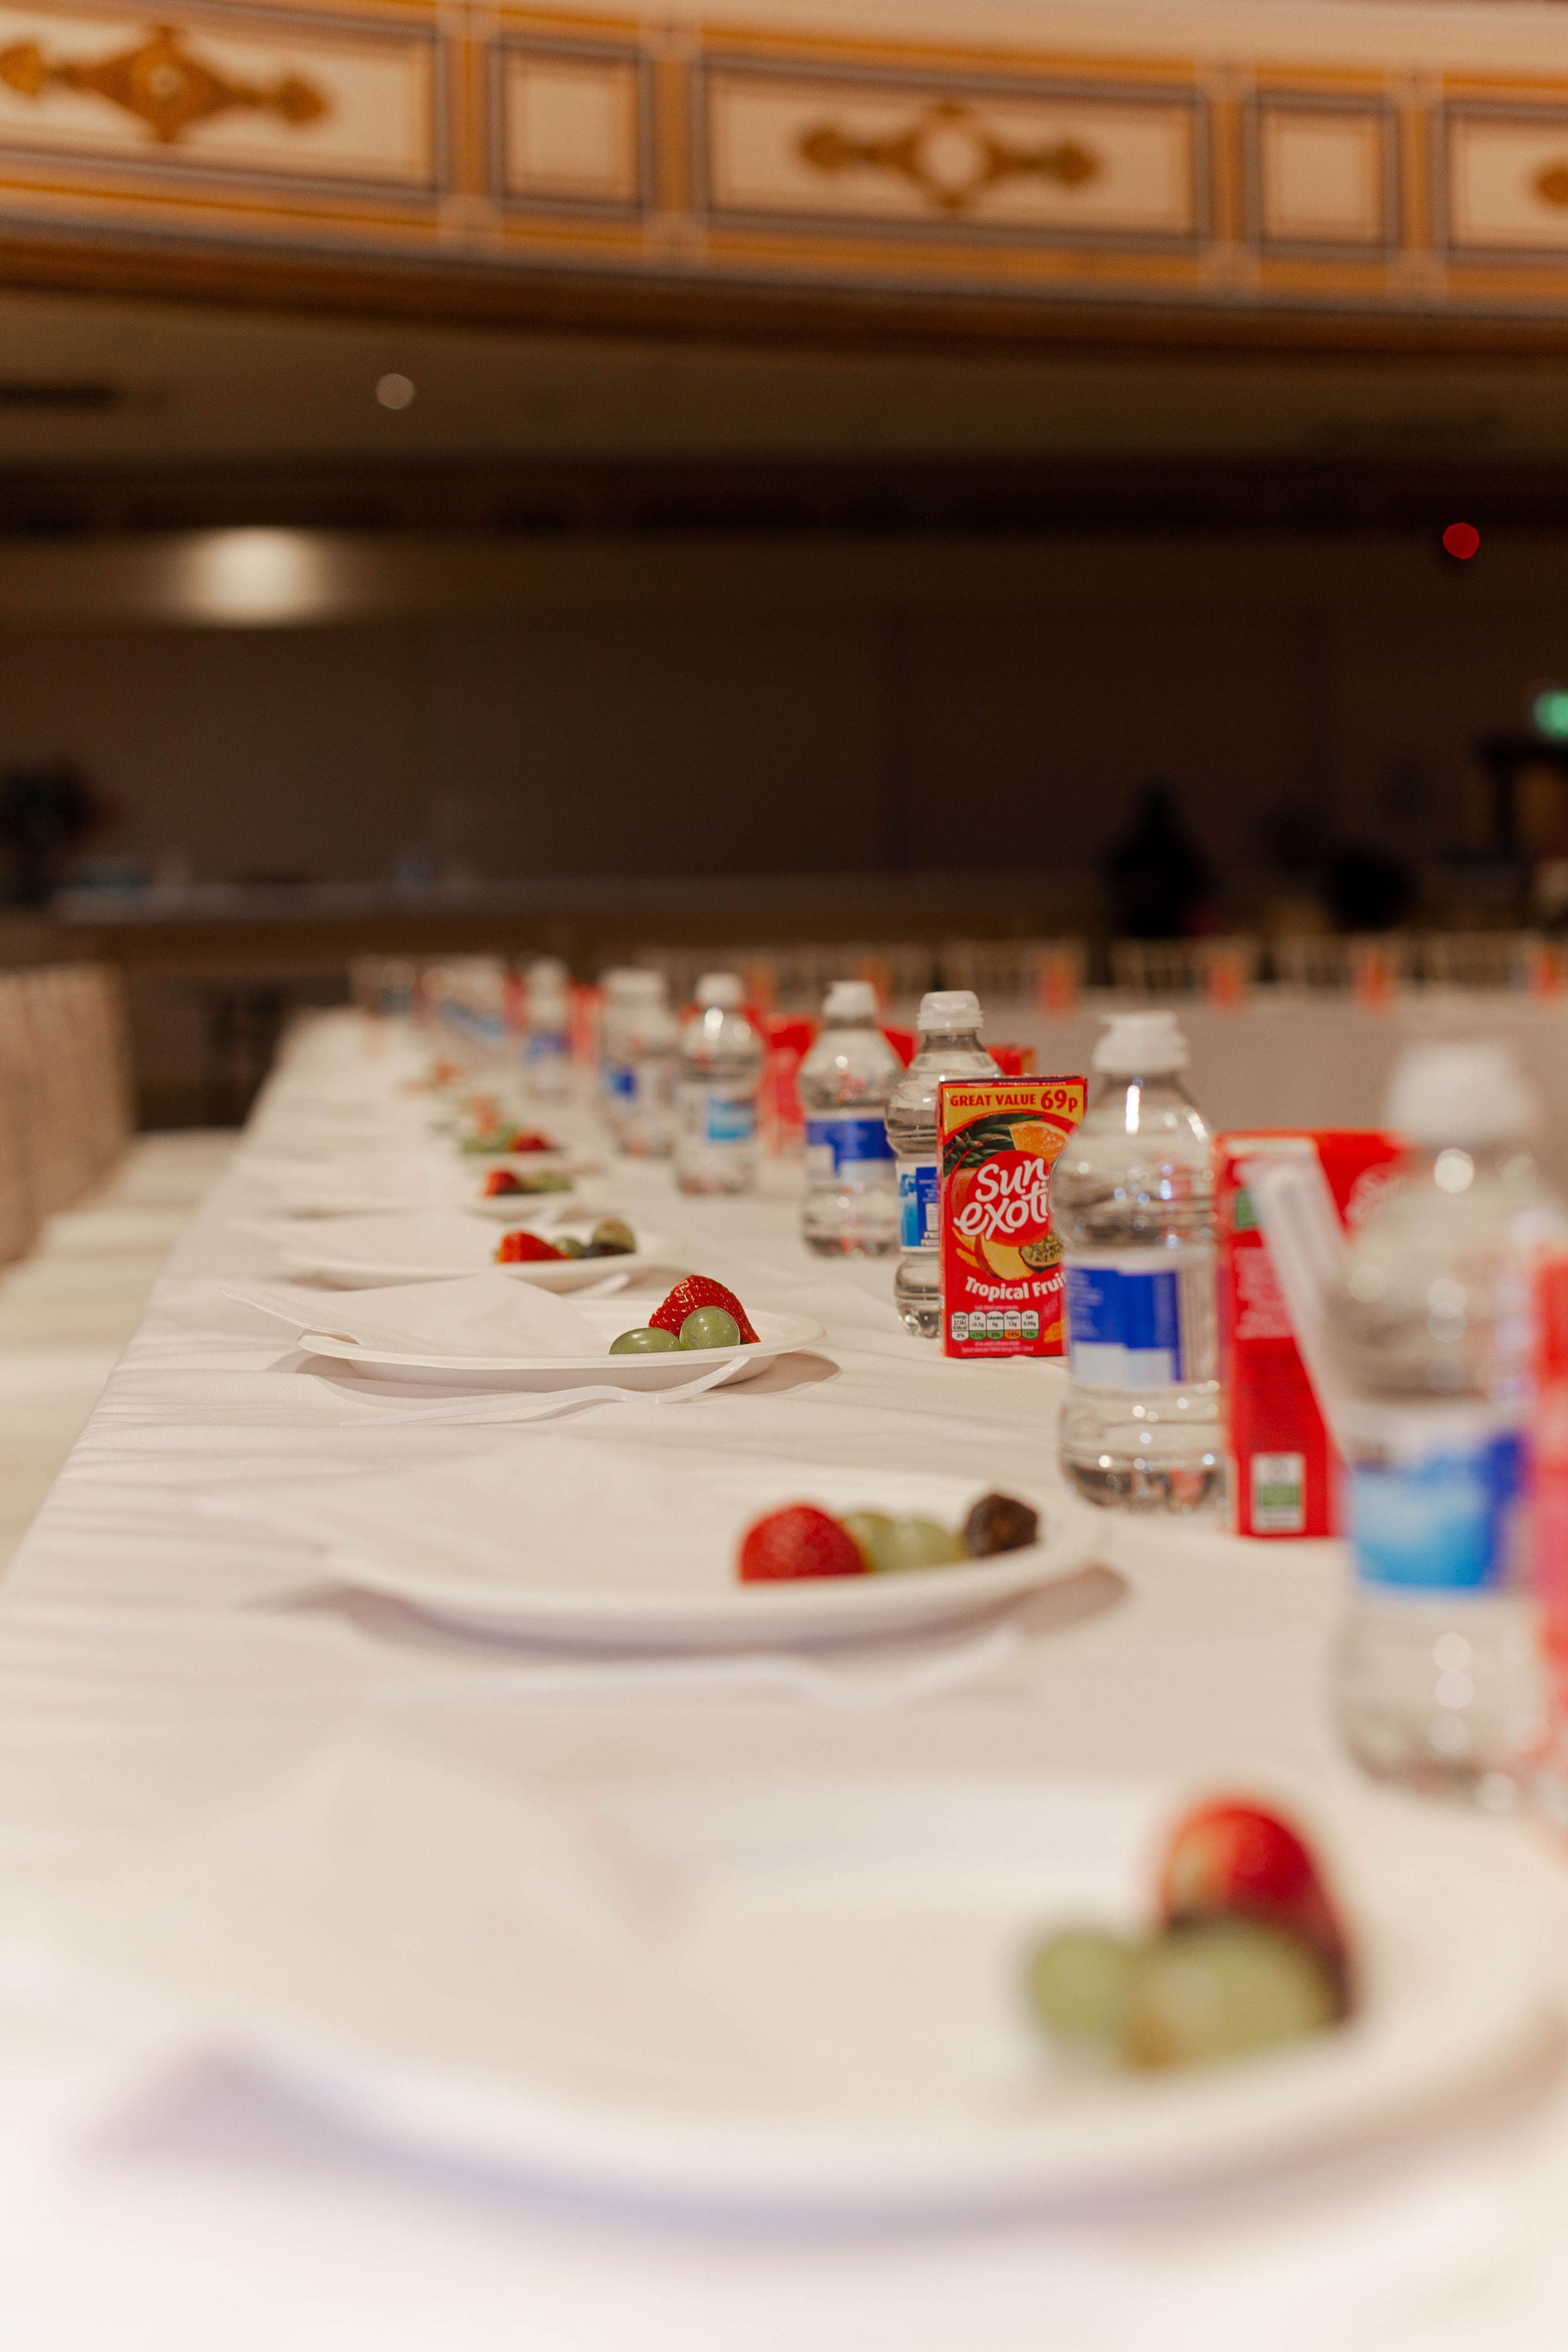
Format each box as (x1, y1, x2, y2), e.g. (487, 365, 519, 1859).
(2, 1015, 1568, 2351)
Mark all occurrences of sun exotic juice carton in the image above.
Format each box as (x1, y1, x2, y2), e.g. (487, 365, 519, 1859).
(1217, 1129, 1403, 1537)
(939, 1076, 1087, 1357)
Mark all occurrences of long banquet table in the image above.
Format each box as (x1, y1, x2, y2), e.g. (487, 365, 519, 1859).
(5, 1011, 1568, 2350)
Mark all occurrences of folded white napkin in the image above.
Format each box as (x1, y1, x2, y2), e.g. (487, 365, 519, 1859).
(246, 1209, 506, 1275)
(51, 1730, 756, 2106)
(221, 1271, 601, 1360)
(208, 1438, 754, 1596)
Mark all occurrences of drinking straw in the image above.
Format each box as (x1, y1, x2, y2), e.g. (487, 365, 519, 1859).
(1240, 1152, 1357, 1455)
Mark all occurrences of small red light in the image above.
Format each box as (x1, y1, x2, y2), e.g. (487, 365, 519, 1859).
(1442, 521, 1481, 560)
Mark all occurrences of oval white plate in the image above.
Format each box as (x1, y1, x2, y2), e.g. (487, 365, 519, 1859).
(84, 1762, 1557, 2221)
(275, 1211, 671, 1292)
(320, 1465, 1099, 1649)
(301, 1302, 825, 1388)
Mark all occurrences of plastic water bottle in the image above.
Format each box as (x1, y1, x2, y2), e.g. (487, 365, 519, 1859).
(1054, 1011, 1222, 1511)
(675, 973, 763, 1194)
(523, 957, 570, 1099)
(609, 970, 677, 1158)
(1330, 1042, 1566, 1800)
(799, 980, 901, 1256)
(887, 990, 998, 1336)
(597, 969, 635, 1135)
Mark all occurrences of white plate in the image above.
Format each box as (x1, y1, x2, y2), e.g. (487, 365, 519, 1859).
(292, 1459, 1100, 1648)
(79, 1758, 1556, 2220)
(301, 1300, 825, 1388)
(273, 1210, 671, 1292)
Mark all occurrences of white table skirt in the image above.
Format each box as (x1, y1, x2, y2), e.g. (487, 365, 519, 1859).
(966, 988, 1568, 1180)
(0, 1014, 1566, 2350)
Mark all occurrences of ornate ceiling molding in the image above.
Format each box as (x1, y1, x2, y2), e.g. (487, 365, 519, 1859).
(2, 4, 1568, 348)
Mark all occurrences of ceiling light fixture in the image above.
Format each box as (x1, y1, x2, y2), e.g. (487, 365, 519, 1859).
(375, 372, 416, 411)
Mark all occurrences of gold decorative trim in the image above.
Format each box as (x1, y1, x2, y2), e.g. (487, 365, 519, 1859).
(0, 23, 329, 146)
(797, 98, 1097, 214)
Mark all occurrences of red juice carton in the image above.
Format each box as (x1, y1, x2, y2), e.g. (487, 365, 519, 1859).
(939, 1076, 1087, 1357)
(1218, 1129, 1403, 1537)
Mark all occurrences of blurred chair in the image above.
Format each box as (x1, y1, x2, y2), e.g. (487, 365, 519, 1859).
(1111, 936, 1262, 998)
(1416, 931, 1540, 991)
(1271, 934, 1418, 995)
(941, 938, 1086, 1008)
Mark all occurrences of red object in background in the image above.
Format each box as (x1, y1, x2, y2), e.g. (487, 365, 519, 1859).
(881, 1026, 916, 1067)
(1442, 521, 1481, 560)
(1533, 1258, 1568, 1710)
(1217, 1130, 1404, 1539)
(759, 1014, 816, 1152)
(989, 1042, 1037, 1078)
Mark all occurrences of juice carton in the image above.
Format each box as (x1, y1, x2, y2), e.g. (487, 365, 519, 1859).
(939, 1076, 1087, 1357)
(1217, 1129, 1403, 1537)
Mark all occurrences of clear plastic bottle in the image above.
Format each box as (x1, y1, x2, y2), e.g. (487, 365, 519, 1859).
(1329, 1042, 1566, 1801)
(523, 956, 571, 1099)
(675, 973, 763, 1194)
(610, 970, 678, 1158)
(1054, 1011, 1222, 1511)
(597, 969, 636, 1140)
(799, 979, 901, 1256)
(887, 990, 998, 1336)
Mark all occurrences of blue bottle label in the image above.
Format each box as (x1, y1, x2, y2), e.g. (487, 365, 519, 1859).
(704, 1096, 755, 1145)
(1349, 1429, 1524, 1592)
(526, 1030, 568, 1062)
(898, 1163, 939, 1249)
(1065, 1264, 1187, 1387)
(606, 1063, 635, 1102)
(806, 1115, 893, 1178)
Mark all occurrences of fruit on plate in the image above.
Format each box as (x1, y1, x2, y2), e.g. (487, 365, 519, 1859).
(495, 1230, 564, 1264)
(648, 1277, 758, 1346)
(741, 1489, 1040, 1582)
(586, 1218, 636, 1257)
(609, 1327, 682, 1354)
(738, 1504, 864, 1583)
(1157, 1798, 1348, 1984)
(461, 1125, 557, 1156)
(962, 1491, 1040, 1557)
(1026, 1798, 1353, 2074)
(865, 1516, 968, 1573)
(679, 1306, 740, 1351)
(1121, 1919, 1341, 2070)
(484, 1167, 572, 1197)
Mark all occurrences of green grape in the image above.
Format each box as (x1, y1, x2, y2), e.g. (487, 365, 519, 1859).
(679, 1307, 740, 1351)
(873, 1515, 968, 1572)
(1026, 1929, 1141, 2052)
(840, 1510, 895, 1573)
(1121, 1919, 1339, 2072)
(609, 1327, 681, 1354)
(554, 1236, 589, 1259)
(589, 1219, 637, 1256)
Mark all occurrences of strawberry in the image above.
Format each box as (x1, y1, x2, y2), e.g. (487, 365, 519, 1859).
(495, 1230, 563, 1264)
(1157, 1798, 1350, 1998)
(649, 1277, 758, 1344)
(738, 1504, 864, 1583)
(483, 1168, 524, 1197)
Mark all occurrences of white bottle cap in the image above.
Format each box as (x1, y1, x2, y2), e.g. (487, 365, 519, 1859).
(696, 972, 743, 1009)
(1093, 1011, 1190, 1074)
(1385, 1041, 1540, 1145)
(528, 957, 567, 987)
(824, 980, 878, 1021)
(622, 969, 668, 1001)
(916, 989, 982, 1031)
